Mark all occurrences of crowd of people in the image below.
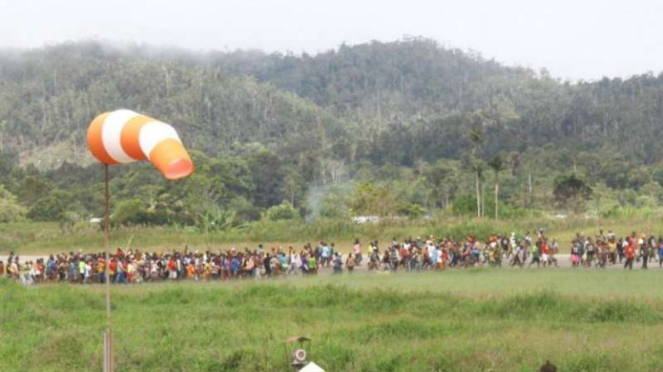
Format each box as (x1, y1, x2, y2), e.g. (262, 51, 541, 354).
(1, 229, 662, 285)
(571, 230, 663, 269)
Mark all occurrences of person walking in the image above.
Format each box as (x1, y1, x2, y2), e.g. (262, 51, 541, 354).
(346, 253, 355, 273)
(78, 259, 86, 284)
(641, 236, 650, 269)
(332, 253, 343, 274)
(528, 243, 541, 268)
(353, 239, 362, 266)
(287, 248, 298, 275)
(624, 238, 636, 270)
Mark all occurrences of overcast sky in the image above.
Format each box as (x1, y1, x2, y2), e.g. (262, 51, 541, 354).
(2, 0, 663, 81)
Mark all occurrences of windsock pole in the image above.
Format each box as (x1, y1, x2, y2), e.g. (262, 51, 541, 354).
(87, 109, 194, 372)
(103, 164, 114, 372)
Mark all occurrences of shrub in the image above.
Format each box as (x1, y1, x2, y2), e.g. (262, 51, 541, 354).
(0, 186, 26, 222)
(396, 202, 426, 218)
(27, 195, 65, 221)
(113, 199, 149, 226)
(451, 194, 478, 216)
(264, 201, 298, 221)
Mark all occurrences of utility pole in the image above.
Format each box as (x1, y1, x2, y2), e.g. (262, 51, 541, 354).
(528, 173, 533, 207)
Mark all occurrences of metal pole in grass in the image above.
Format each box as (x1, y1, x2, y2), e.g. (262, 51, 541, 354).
(103, 164, 114, 372)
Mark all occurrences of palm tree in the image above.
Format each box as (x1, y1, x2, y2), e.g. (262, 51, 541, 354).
(488, 155, 505, 220)
(468, 128, 484, 218)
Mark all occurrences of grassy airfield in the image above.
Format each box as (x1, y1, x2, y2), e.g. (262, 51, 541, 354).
(2, 269, 663, 372)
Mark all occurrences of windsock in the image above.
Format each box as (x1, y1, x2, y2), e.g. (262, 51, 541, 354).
(87, 109, 194, 180)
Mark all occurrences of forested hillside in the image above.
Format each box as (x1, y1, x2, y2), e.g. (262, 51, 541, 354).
(2, 38, 663, 226)
(215, 39, 663, 166)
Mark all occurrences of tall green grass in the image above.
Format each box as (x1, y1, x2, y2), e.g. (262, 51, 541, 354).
(2, 271, 663, 371)
(1, 214, 660, 254)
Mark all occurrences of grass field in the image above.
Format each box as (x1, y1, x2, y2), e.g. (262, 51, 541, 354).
(1, 214, 660, 254)
(2, 270, 663, 372)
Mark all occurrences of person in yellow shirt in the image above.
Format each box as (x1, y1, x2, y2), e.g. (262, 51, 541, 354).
(97, 259, 106, 284)
(608, 238, 617, 265)
(204, 262, 212, 280)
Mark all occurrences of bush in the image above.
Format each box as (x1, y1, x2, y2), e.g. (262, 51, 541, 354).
(635, 195, 657, 208)
(264, 201, 298, 221)
(0, 186, 26, 222)
(228, 197, 262, 223)
(396, 202, 426, 218)
(58, 211, 80, 232)
(588, 301, 660, 323)
(451, 194, 477, 216)
(113, 199, 149, 226)
(196, 209, 235, 233)
(27, 195, 65, 221)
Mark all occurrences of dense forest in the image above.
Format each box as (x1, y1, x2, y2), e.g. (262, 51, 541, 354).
(2, 37, 663, 227)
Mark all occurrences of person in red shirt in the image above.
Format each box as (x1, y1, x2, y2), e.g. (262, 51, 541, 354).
(624, 234, 636, 270)
(167, 257, 177, 279)
(540, 240, 550, 267)
(400, 245, 409, 267)
(109, 259, 118, 283)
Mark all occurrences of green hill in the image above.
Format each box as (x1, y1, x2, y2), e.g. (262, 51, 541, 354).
(2, 38, 663, 225)
(0, 42, 347, 168)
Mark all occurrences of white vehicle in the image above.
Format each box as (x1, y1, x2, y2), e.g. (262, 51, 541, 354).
(351, 216, 379, 224)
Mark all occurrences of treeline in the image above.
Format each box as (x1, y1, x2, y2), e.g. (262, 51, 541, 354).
(2, 38, 663, 226)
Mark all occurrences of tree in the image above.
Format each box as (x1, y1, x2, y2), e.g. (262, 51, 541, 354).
(281, 166, 304, 206)
(17, 176, 53, 205)
(318, 193, 351, 219)
(553, 174, 592, 211)
(423, 161, 456, 208)
(487, 155, 505, 220)
(249, 150, 284, 208)
(468, 128, 484, 218)
(350, 182, 395, 216)
(27, 194, 66, 221)
(0, 185, 26, 222)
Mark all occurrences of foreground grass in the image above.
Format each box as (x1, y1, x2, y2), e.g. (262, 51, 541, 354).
(1, 215, 660, 254)
(2, 270, 663, 371)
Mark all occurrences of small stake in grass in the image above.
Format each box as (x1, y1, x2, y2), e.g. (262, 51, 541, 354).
(540, 360, 557, 372)
(285, 336, 313, 371)
(103, 331, 113, 372)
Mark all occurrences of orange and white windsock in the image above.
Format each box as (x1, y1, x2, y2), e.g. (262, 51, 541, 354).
(87, 109, 194, 180)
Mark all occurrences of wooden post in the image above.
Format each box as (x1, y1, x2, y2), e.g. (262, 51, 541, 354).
(103, 332, 108, 372)
(475, 170, 481, 218)
(528, 173, 533, 206)
(103, 332, 113, 372)
(495, 183, 499, 220)
(103, 165, 114, 372)
(481, 182, 485, 218)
